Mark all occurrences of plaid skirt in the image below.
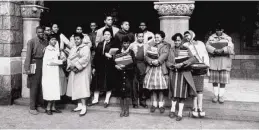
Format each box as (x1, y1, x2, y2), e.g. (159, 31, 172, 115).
(193, 75, 204, 92)
(209, 70, 230, 84)
(169, 71, 189, 99)
(143, 66, 168, 90)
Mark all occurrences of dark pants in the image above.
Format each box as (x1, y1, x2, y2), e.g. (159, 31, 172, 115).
(27, 59, 45, 110)
(132, 73, 149, 105)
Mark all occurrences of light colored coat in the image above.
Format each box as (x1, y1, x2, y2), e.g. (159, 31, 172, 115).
(66, 43, 91, 100)
(95, 26, 119, 46)
(183, 30, 210, 67)
(42, 45, 62, 101)
(206, 33, 234, 71)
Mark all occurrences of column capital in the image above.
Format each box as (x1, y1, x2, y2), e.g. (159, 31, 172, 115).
(20, 4, 48, 18)
(154, 0, 195, 16)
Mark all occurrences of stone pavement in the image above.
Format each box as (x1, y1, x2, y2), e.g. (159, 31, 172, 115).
(0, 105, 258, 129)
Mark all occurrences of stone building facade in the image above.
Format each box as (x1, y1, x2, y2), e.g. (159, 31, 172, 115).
(0, 0, 258, 105)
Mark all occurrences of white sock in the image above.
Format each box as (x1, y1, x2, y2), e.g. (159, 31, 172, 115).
(80, 105, 86, 114)
(219, 88, 225, 97)
(213, 86, 219, 97)
(178, 103, 184, 117)
(92, 91, 99, 103)
(153, 101, 157, 107)
(104, 91, 112, 104)
(171, 101, 177, 112)
(158, 101, 164, 108)
(193, 97, 198, 111)
(74, 103, 82, 111)
(197, 94, 203, 111)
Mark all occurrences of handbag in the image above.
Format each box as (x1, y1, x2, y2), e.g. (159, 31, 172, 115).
(190, 43, 209, 75)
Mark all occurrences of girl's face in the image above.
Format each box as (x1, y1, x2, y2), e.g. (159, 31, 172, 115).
(74, 36, 82, 46)
(122, 42, 130, 50)
(49, 38, 57, 46)
(52, 24, 59, 33)
(174, 36, 182, 47)
(155, 34, 163, 44)
(184, 33, 192, 42)
(103, 31, 112, 41)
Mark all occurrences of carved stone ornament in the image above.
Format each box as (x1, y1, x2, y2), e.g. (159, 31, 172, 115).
(154, 1, 195, 16)
(21, 5, 48, 18)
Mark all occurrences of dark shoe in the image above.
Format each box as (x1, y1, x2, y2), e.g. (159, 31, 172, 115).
(87, 102, 98, 106)
(140, 102, 148, 108)
(29, 109, 39, 115)
(169, 112, 176, 118)
(104, 103, 109, 108)
(159, 107, 165, 114)
(51, 109, 62, 113)
(176, 116, 183, 121)
(46, 110, 52, 115)
(133, 104, 139, 108)
(124, 110, 129, 117)
(150, 106, 156, 113)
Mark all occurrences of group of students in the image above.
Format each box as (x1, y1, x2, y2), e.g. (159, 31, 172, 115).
(24, 15, 234, 121)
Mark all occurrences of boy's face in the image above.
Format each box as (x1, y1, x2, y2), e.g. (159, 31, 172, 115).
(105, 16, 113, 26)
(44, 27, 51, 36)
(137, 33, 144, 43)
(76, 27, 83, 33)
(216, 29, 223, 36)
(122, 42, 130, 49)
(121, 22, 130, 31)
(74, 36, 82, 46)
(139, 22, 147, 31)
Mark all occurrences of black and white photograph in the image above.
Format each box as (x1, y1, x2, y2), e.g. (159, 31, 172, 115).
(0, 0, 258, 129)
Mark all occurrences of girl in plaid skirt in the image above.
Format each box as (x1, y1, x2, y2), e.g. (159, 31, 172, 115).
(143, 31, 170, 114)
(206, 23, 234, 104)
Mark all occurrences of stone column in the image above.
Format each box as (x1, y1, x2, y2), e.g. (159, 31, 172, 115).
(154, 0, 195, 44)
(21, 2, 47, 98)
(0, 1, 23, 104)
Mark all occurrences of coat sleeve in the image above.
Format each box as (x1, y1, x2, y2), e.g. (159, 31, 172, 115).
(44, 49, 62, 66)
(206, 36, 216, 54)
(144, 46, 153, 65)
(222, 36, 235, 55)
(157, 44, 170, 64)
(24, 39, 33, 73)
(83, 34, 92, 49)
(74, 46, 91, 71)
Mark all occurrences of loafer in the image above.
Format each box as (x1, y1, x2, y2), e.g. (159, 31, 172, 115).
(218, 96, 224, 104)
(198, 109, 205, 118)
(169, 112, 176, 118)
(176, 116, 183, 121)
(46, 110, 52, 115)
(51, 109, 62, 113)
(212, 96, 218, 103)
(159, 107, 165, 114)
(124, 110, 129, 117)
(192, 109, 199, 118)
(150, 106, 156, 113)
(29, 109, 39, 115)
(79, 111, 87, 117)
(104, 103, 109, 108)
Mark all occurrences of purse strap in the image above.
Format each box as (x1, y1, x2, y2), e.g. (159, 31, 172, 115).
(191, 41, 204, 64)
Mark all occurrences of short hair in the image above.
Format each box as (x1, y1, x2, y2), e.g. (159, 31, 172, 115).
(171, 33, 183, 41)
(73, 33, 84, 39)
(36, 26, 43, 31)
(135, 29, 144, 36)
(104, 14, 113, 20)
(121, 21, 129, 26)
(155, 31, 166, 39)
(48, 34, 58, 41)
(76, 25, 83, 29)
(139, 21, 146, 26)
(122, 36, 130, 43)
(102, 28, 113, 37)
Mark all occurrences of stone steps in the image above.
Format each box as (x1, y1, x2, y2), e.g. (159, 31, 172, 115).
(14, 97, 259, 122)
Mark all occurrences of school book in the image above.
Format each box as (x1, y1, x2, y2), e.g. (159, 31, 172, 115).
(210, 42, 228, 49)
(109, 48, 119, 55)
(175, 56, 189, 64)
(115, 54, 133, 66)
(48, 60, 63, 66)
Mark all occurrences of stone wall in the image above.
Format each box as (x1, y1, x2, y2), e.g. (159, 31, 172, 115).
(0, 1, 23, 105)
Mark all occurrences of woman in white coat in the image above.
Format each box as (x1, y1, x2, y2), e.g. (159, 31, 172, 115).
(66, 33, 91, 117)
(42, 35, 65, 115)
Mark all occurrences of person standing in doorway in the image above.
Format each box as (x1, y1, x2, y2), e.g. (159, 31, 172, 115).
(128, 30, 149, 108)
(24, 26, 48, 115)
(138, 22, 155, 44)
(95, 15, 119, 47)
(90, 28, 117, 108)
(70, 25, 92, 48)
(206, 23, 234, 104)
(66, 33, 92, 117)
(113, 21, 135, 48)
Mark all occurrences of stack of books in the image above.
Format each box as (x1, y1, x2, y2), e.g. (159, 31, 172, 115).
(115, 54, 133, 66)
